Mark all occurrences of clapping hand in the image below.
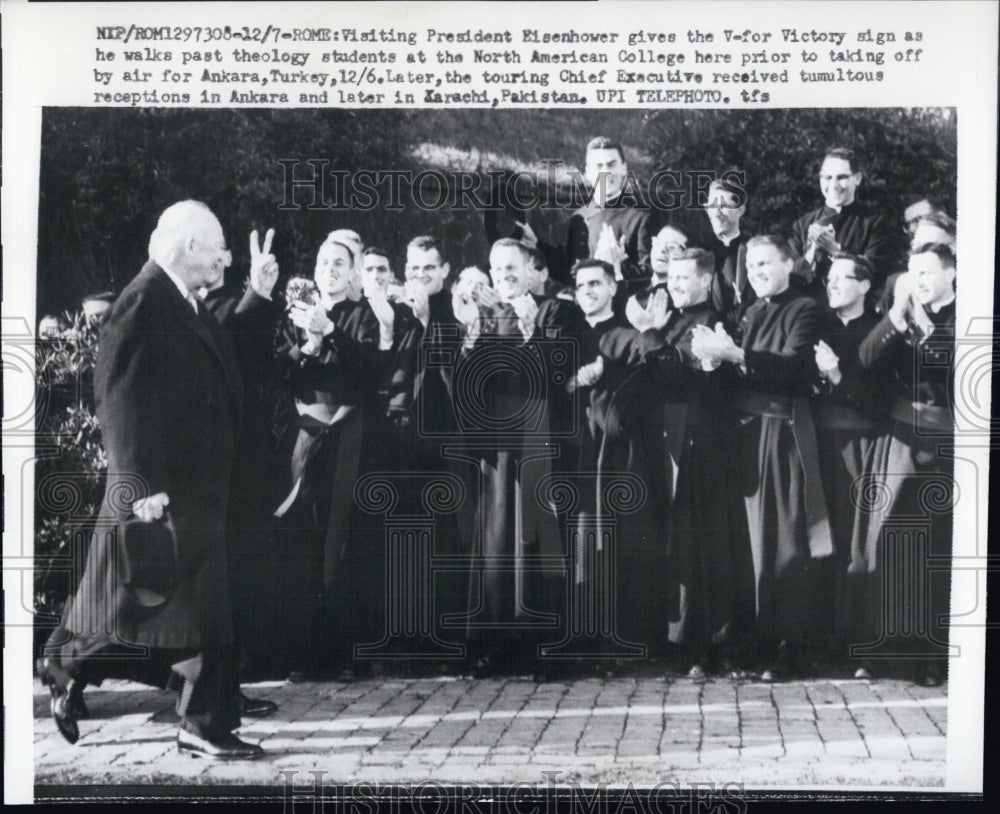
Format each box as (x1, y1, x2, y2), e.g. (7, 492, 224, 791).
(691, 322, 738, 364)
(814, 339, 842, 384)
(249, 228, 278, 298)
(404, 281, 431, 326)
(509, 293, 538, 341)
(289, 300, 332, 348)
(625, 289, 670, 332)
(594, 224, 627, 279)
(569, 355, 604, 392)
(367, 292, 395, 332)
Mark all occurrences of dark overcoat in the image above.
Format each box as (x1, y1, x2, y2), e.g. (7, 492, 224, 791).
(65, 260, 243, 649)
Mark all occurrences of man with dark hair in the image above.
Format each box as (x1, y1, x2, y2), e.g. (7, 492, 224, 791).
(39, 200, 261, 758)
(858, 241, 956, 686)
(618, 248, 753, 676)
(527, 246, 573, 300)
(790, 147, 896, 297)
(624, 224, 688, 330)
(451, 238, 579, 676)
(691, 235, 831, 681)
(520, 136, 653, 288)
(271, 231, 385, 681)
(811, 253, 893, 677)
(703, 176, 756, 328)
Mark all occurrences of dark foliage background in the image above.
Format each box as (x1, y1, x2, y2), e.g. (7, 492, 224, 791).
(37, 107, 955, 318)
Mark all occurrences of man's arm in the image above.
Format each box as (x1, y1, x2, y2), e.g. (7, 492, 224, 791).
(93, 288, 171, 500)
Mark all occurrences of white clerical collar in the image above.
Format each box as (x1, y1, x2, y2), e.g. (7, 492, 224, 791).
(717, 229, 741, 247)
(585, 310, 615, 327)
(929, 295, 955, 313)
(160, 264, 197, 312)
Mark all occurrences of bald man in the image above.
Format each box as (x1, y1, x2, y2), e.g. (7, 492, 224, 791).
(39, 200, 262, 759)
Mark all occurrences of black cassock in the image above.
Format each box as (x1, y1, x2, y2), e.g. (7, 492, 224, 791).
(459, 296, 578, 659)
(858, 301, 955, 668)
(270, 297, 382, 674)
(616, 302, 755, 660)
(732, 288, 832, 645)
(553, 311, 653, 657)
(811, 309, 892, 657)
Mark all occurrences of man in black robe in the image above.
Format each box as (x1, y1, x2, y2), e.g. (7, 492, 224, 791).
(452, 238, 578, 676)
(811, 254, 892, 677)
(702, 176, 756, 329)
(271, 234, 384, 680)
(520, 137, 653, 289)
(625, 248, 755, 677)
(789, 147, 897, 299)
(858, 242, 956, 686)
(691, 235, 831, 681)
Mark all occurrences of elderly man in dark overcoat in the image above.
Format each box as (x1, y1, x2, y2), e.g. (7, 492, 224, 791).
(39, 200, 262, 759)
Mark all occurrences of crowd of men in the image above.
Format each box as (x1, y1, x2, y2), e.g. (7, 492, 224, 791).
(38, 138, 957, 759)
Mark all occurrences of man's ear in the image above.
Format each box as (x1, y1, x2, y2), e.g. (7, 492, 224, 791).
(859, 279, 872, 297)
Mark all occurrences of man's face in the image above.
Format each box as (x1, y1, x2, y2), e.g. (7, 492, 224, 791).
(746, 243, 792, 299)
(650, 226, 688, 277)
(189, 212, 232, 290)
(911, 221, 954, 251)
(489, 244, 532, 301)
(825, 258, 870, 311)
(585, 147, 627, 204)
(314, 241, 353, 300)
(909, 251, 956, 307)
(405, 246, 449, 295)
(704, 184, 746, 238)
(904, 199, 937, 237)
(527, 261, 549, 296)
(819, 156, 862, 209)
(362, 253, 396, 298)
(574, 265, 616, 316)
(457, 266, 491, 291)
(667, 259, 711, 309)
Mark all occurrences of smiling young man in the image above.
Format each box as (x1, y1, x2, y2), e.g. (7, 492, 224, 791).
(521, 137, 653, 289)
(858, 242, 956, 687)
(690, 235, 831, 682)
(451, 238, 579, 678)
(789, 147, 896, 298)
(618, 248, 754, 678)
(810, 254, 893, 678)
(271, 233, 382, 681)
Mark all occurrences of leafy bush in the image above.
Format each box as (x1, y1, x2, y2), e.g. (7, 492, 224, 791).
(34, 313, 106, 625)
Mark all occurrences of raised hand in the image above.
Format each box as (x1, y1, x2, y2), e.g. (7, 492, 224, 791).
(509, 293, 538, 341)
(515, 221, 539, 249)
(367, 292, 395, 331)
(814, 339, 841, 381)
(249, 228, 278, 298)
(404, 281, 430, 325)
(625, 294, 652, 331)
(649, 288, 670, 331)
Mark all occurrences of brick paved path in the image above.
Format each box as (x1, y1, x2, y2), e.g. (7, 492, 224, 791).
(34, 673, 946, 790)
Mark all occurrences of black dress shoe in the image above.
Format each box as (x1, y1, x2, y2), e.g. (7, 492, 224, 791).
(38, 658, 79, 744)
(471, 653, 494, 679)
(239, 693, 278, 718)
(67, 681, 89, 720)
(177, 729, 264, 760)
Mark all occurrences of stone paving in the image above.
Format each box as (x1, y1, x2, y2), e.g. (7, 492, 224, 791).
(33, 670, 947, 793)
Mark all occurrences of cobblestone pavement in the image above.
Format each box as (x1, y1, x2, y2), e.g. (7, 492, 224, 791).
(34, 669, 947, 791)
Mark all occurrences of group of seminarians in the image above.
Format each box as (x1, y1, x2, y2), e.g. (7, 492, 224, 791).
(40, 137, 956, 759)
